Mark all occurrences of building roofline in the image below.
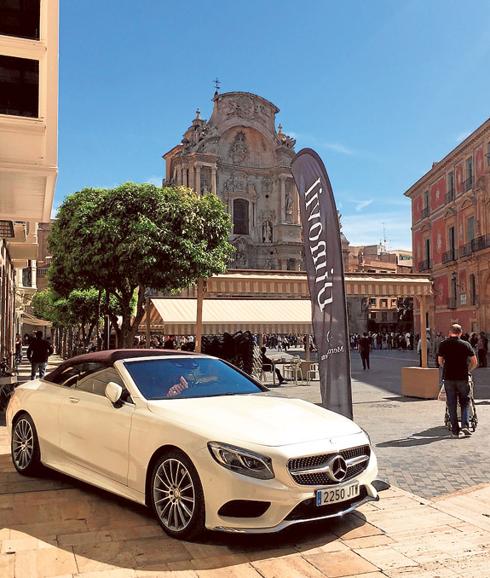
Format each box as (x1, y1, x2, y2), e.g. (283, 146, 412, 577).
(404, 116, 490, 198)
(162, 144, 183, 160)
(214, 91, 280, 114)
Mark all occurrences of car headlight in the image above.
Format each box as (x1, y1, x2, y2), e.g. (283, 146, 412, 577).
(208, 442, 275, 480)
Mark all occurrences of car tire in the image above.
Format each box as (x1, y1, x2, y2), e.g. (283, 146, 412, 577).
(150, 449, 205, 540)
(11, 413, 42, 476)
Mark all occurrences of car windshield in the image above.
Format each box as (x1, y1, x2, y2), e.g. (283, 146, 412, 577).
(123, 357, 263, 400)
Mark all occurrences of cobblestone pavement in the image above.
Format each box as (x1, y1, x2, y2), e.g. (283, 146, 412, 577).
(272, 349, 490, 499)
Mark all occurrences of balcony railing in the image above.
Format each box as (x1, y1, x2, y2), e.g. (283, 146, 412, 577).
(445, 189, 455, 204)
(471, 235, 490, 252)
(418, 259, 431, 272)
(421, 206, 430, 219)
(36, 267, 49, 277)
(442, 248, 457, 263)
(448, 297, 457, 309)
(459, 242, 473, 258)
(464, 176, 473, 192)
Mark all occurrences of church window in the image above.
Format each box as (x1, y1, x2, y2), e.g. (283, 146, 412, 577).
(233, 199, 249, 235)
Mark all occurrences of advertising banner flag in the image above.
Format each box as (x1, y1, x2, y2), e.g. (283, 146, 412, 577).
(291, 149, 353, 419)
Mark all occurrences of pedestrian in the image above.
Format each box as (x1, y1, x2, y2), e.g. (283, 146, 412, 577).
(477, 331, 488, 368)
(260, 347, 286, 385)
(26, 331, 53, 380)
(359, 331, 370, 370)
(15, 333, 23, 367)
(433, 332, 443, 368)
(437, 323, 478, 438)
(163, 335, 176, 349)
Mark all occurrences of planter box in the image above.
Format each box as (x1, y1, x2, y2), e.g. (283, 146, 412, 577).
(0, 376, 16, 386)
(401, 367, 440, 399)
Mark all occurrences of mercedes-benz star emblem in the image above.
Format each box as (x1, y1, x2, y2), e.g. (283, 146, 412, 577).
(327, 455, 348, 482)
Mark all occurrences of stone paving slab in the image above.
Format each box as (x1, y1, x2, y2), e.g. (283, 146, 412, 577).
(1, 430, 490, 578)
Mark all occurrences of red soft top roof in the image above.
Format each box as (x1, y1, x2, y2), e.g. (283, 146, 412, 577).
(45, 349, 198, 382)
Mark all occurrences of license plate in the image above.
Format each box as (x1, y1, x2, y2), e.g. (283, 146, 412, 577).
(315, 482, 360, 507)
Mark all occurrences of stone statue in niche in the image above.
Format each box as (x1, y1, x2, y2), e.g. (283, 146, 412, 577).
(232, 239, 248, 267)
(230, 131, 249, 165)
(285, 191, 293, 223)
(262, 219, 273, 243)
(247, 181, 257, 197)
(262, 177, 272, 195)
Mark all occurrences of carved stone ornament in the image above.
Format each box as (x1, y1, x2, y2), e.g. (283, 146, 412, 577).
(225, 95, 256, 120)
(229, 131, 249, 165)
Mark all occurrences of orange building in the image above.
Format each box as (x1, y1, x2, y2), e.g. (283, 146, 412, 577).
(405, 118, 490, 334)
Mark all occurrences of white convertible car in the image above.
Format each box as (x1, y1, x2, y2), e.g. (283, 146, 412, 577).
(7, 350, 378, 539)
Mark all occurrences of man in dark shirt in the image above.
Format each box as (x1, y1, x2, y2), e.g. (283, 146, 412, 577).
(438, 324, 478, 438)
(26, 331, 54, 380)
(260, 347, 286, 385)
(358, 332, 370, 370)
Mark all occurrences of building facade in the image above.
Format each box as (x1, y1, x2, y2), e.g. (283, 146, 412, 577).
(405, 118, 490, 334)
(0, 0, 58, 360)
(163, 92, 303, 270)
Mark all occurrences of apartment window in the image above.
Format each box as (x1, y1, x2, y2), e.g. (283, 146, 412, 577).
(469, 274, 477, 306)
(381, 312, 388, 322)
(423, 190, 429, 209)
(0, 55, 39, 117)
(467, 216, 475, 242)
(448, 226, 455, 257)
(425, 238, 431, 266)
(465, 156, 473, 191)
(447, 172, 454, 198)
(0, 0, 40, 40)
(369, 298, 376, 305)
(487, 142, 490, 167)
(451, 274, 457, 300)
(233, 199, 249, 235)
(380, 299, 388, 308)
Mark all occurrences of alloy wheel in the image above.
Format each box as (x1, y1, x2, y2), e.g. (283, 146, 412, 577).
(153, 458, 195, 532)
(12, 418, 34, 471)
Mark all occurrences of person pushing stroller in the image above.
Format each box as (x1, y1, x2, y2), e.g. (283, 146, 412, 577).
(438, 324, 478, 438)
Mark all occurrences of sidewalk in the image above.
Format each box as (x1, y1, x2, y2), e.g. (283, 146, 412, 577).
(1, 432, 490, 577)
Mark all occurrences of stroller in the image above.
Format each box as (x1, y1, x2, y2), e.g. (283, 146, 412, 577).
(443, 374, 478, 432)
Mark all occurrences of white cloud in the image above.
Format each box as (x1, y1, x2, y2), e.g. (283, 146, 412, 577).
(320, 142, 355, 156)
(341, 211, 412, 250)
(353, 199, 373, 212)
(145, 176, 163, 187)
(288, 132, 356, 156)
(455, 130, 471, 143)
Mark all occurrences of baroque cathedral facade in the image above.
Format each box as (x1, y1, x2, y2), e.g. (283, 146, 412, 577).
(163, 91, 303, 270)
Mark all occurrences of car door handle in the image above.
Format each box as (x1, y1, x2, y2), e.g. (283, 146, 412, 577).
(69, 397, 80, 404)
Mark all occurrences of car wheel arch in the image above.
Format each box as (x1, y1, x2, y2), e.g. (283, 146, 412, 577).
(145, 444, 190, 507)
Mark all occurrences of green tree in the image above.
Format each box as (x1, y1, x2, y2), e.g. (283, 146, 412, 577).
(49, 183, 233, 347)
(31, 287, 123, 347)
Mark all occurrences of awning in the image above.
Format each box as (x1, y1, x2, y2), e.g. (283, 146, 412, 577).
(21, 312, 52, 327)
(142, 298, 313, 335)
(176, 271, 433, 299)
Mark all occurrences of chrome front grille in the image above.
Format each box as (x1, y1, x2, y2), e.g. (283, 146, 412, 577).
(288, 445, 371, 486)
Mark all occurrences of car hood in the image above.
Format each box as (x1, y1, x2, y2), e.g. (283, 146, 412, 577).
(147, 393, 361, 447)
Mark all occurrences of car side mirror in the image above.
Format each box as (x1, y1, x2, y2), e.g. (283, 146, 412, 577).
(105, 382, 123, 407)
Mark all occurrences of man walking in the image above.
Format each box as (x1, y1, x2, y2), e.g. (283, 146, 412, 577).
(359, 332, 370, 370)
(27, 331, 53, 380)
(438, 324, 478, 438)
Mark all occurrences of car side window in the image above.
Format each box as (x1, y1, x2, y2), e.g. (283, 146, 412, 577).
(51, 362, 107, 387)
(75, 367, 133, 403)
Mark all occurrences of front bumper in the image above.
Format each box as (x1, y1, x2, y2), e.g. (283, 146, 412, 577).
(198, 443, 379, 533)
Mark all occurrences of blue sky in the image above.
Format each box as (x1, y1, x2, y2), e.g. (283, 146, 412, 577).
(57, 0, 490, 250)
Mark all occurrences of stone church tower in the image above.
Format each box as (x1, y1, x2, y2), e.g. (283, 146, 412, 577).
(163, 92, 303, 270)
